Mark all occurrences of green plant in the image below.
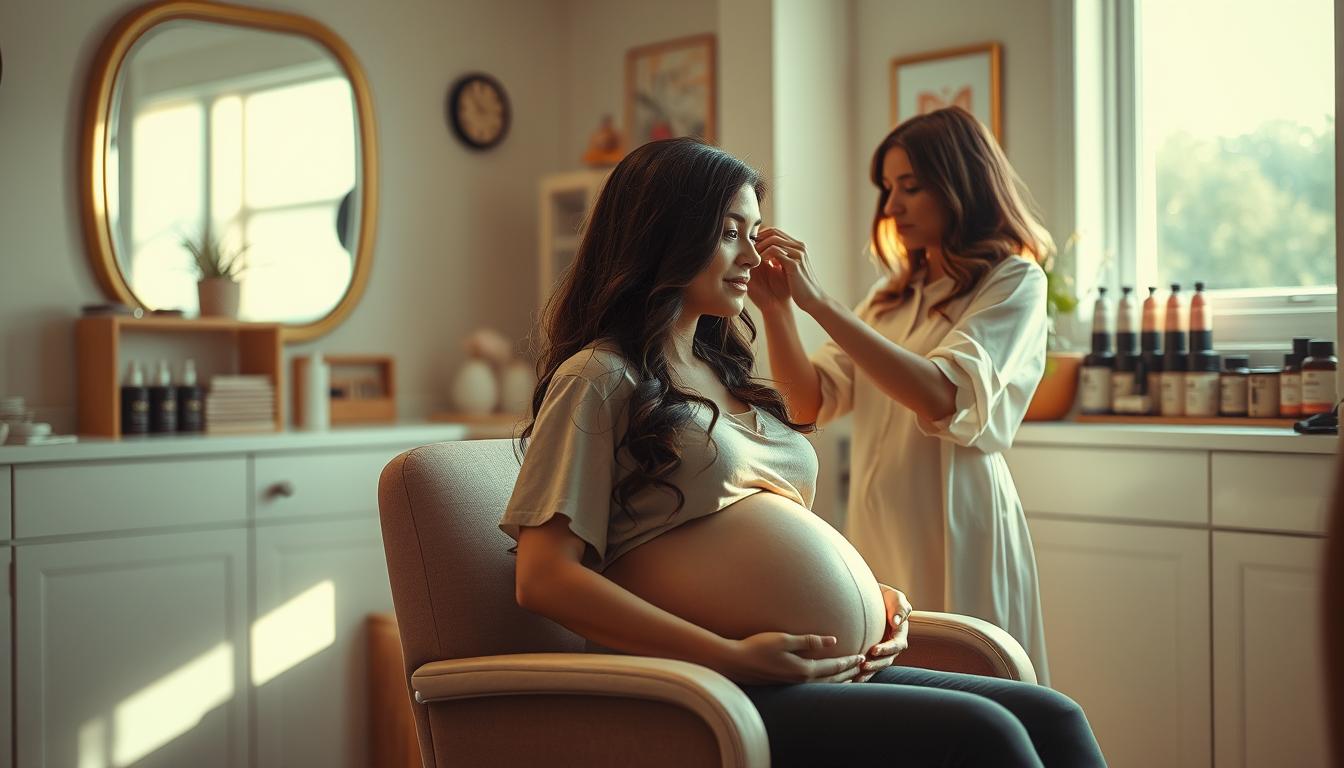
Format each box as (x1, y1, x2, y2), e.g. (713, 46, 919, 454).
(1042, 233, 1081, 351)
(182, 224, 249, 282)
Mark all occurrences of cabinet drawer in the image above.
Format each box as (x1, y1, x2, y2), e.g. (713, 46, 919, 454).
(254, 448, 406, 521)
(1007, 445, 1208, 525)
(1211, 452, 1333, 535)
(1, 467, 11, 540)
(14, 457, 247, 538)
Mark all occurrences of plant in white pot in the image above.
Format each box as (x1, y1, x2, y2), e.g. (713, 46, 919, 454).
(183, 225, 248, 318)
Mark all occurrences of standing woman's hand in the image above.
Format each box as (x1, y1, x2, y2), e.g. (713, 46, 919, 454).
(755, 227, 829, 314)
(746, 246, 792, 314)
(854, 585, 912, 682)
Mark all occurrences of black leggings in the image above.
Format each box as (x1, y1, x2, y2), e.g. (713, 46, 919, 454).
(739, 666, 1107, 767)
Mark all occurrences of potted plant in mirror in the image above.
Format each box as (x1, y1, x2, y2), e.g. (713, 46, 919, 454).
(1024, 233, 1083, 421)
(183, 225, 248, 319)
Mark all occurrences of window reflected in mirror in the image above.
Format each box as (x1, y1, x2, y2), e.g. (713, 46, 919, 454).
(105, 21, 362, 324)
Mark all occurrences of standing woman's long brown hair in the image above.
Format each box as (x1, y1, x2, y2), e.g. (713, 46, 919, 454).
(869, 106, 1054, 316)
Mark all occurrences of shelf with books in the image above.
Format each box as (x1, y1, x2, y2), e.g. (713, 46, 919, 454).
(76, 315, 283, 438)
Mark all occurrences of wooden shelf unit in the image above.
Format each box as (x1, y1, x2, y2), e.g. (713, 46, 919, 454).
(76, 315, 284, 437)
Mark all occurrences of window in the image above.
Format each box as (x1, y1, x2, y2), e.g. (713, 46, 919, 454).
(1071, 0, 1336, 351)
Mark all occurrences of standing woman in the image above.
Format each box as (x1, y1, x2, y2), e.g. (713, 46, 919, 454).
(750, 106, 1053, 682)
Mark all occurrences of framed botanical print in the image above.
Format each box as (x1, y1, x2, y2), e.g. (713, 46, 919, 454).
(890, 42, 1002, 142)
(625, 34, 716, 147)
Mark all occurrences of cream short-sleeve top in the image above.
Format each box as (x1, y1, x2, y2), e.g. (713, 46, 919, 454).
(500, 344, 818, 571)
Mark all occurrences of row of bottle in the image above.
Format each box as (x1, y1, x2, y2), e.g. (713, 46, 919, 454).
(1078, 282, 1339, 418)
(121, 359, 204, 435)
(1080, 341, 1338, 417)
(1091, 282, 1212, 358)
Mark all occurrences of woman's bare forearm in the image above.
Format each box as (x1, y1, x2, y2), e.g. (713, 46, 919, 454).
(517, 557, 731, 668)
(807, 296, 956, 421)
(760, 308, 823, 423)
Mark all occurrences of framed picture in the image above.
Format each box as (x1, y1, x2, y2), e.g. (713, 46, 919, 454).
(625, 34, 716, 147)
(890, 42, 1002, 142)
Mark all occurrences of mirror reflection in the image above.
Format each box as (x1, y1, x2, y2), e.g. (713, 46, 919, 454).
(107, 21, 362, 323)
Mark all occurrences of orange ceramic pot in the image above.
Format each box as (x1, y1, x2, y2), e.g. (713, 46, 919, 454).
(1024, 352, 1083, 421)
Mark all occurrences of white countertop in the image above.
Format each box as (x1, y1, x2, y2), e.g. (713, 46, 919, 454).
(1015, 421, 1338, 454)
(0, 422, 473, 465)
(1, 420, 1334, 465)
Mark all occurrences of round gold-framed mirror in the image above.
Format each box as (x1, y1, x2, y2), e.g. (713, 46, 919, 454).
(80, 0, 378, 342)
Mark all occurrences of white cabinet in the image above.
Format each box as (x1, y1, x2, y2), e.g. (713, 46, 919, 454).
(254, 448, 405, 522)
(252, 517, 393, 768)
(15, 530, 249, 768)
(1212, 532, 1329, 768)
(1029, 518, 1211, 768)
(1007, 445, 1208, 525)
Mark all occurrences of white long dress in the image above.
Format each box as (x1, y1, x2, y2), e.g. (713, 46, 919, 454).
(811, 255, 1051, 684)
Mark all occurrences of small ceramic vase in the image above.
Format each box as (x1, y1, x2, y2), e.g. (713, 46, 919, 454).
(452, 358, 499, 414)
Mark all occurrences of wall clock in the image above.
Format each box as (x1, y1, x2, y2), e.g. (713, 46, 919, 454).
(447, 73, 510, 150)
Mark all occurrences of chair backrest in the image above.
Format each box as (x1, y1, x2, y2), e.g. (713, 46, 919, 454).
(378, 439, 588, 760)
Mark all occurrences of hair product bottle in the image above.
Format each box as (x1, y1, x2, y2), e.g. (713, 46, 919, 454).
(1302, 340, 1338, 416)
(1139, 286, 1164, 414)
(1185, 352, 1221, 417)
(177, 359, 204, 433)
(1080, 287, 1115, 414)
(1219, 355, 1250, 417)
(1189, 281, 1212, 353)
(1164, 283, 1186, 358)
(121, 361, 150, 436)
(1159, 351, 1188, 416)
(1111, 286, 1140, 404)
(149, 359, 178, 434)
(1280, 336, 1312, 418)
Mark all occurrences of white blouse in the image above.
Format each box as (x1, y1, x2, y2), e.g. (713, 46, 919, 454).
(812, 255, 1052, 683)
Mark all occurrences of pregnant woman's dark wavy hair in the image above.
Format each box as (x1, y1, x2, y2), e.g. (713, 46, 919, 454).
(523, 137, 813, 518)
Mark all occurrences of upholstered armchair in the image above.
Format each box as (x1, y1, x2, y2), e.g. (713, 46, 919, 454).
(378, 439, 1035, 768)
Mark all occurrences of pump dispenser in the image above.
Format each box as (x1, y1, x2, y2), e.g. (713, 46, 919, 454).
(177, 359, 204, 433)
(149, 359, 178, 434)
(1189, 281, 1213, 352)
(1141, 286, 1162, 355)
(1116, 286, 1137, 356)
(121, 361, 150, 435)
(1164, 283, 1186, 355)
(1080, 287, 1115, 414)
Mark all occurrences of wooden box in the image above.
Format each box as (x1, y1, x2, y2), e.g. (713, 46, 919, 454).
(294, 355, 396, 425)
(76, 315, 284, 437)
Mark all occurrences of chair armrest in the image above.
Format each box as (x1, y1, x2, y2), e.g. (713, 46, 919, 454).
(412, 653, 768, 768)
(903, 610, 1038, 684)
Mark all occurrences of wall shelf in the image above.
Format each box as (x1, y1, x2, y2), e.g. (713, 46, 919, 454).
(76, 315, 283, 437)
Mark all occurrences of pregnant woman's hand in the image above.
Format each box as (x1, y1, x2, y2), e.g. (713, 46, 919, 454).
(854, 585, 912, 683)
(721, 632, 866, 685)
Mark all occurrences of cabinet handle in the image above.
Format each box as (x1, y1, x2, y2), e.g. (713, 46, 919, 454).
(267, 481, 295, 499)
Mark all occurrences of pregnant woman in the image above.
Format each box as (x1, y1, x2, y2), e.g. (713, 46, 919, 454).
(501, 138, 1104, 767)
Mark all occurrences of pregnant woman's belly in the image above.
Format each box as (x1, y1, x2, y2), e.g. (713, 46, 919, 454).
(603, 491, 887, 659)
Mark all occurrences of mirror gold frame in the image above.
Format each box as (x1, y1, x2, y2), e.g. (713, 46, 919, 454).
(79, 0, 379, 342)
